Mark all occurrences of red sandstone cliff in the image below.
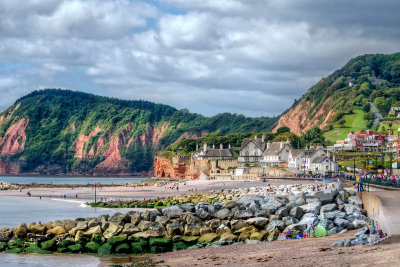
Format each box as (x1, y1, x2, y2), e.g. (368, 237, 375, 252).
(153, 156, 200, 180)
(273, 97, 335, 135)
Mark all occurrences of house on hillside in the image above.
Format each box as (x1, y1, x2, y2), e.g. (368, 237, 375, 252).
(329, 129, 387, 152)
(238, 135, 267, 166)
(260, 140, 292, 167)
(193, 143, 235, 161)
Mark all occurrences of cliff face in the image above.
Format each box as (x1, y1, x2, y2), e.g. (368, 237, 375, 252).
(274, 97, 335, 135)
(153, 156, 201, 179)
(0, 118, 28, 156)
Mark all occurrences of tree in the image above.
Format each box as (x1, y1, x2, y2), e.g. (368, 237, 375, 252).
(362, 103, 370, 113)
(276, 126, 290, 134)
(338, 119, 346, 128)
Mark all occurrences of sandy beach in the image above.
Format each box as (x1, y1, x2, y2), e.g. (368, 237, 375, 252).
(0, 179, 318, 202)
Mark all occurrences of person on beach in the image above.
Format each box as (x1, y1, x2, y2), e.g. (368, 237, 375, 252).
(306, 224, 312, 237)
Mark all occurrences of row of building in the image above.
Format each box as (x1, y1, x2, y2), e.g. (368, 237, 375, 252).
(193, 135, 338, 175)
(328, 129, 400, 154)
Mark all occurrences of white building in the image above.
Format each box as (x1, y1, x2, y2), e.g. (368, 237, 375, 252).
(238, 136, 267, 166)
(260, 140, 292, 167)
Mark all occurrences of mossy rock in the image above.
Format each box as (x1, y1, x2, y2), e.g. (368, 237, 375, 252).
(58, 239, 75, 248)
(67, 244, 83, 253)
(146, 203, 154, 208)
(198, 233, 218, 243)
(107, 235, 128, 246)
(121, 204, 129, 208)
(76, 237, 89, 246)
(181, 236, 199, 245)
(25, 244, 52, 254)
(154, 201, 163, 207)
(129, 203, 136, 208)
(5, 248, 23, 254)
(131, 240, 148, 254)
(57, 247, 68, 253)
(8, 239, 25, 249)
(115, 243, 130, 254)
(91, 234, 105, 245)
(0, 242, 7, 251)
(149, 238, 172, 247)
(149, 246, 170, 253)
(128, 236, 145, 243)
(165, 202, 172, 207)
(85, 242, 101, 253)
(173, 242, 189, 251)
(41, 240, 56, 251)
(98, 243, 113, 255)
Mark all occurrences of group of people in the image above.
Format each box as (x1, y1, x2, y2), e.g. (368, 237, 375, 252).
(362, 220, 387, 239)
(284, 223, 315, 240)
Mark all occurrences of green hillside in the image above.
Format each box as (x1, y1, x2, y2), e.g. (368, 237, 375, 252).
(323, 109, 367, 142)
(277, 52, 400, 141)
(0, 89, 277, 175)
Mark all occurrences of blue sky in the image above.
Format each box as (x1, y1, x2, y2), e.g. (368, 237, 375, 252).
(0, 0, 399, 117)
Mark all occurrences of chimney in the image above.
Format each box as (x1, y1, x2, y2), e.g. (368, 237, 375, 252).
(220, 143, 223, 149)
(280, 141, 284, 149)
(204, 142, 207, 152)
(267, 141, 271, 149)
(262, 135, 265, 143)
(213, 144, 215, 149)
(196, 143, 199, 151)
(255, 135, 258, 140)
(228, 143, 231, 149)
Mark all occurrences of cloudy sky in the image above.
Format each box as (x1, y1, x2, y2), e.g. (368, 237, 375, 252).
(0, 0, 399, 117)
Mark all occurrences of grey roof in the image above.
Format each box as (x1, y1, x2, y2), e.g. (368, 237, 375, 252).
(303, 148, 319, 158)
(240, 138, 266, 151)
(312, 156, 329, 164)
(198, 148, 235, 158)
(290, 149, 305, 158)
(263, 142, 292, 156)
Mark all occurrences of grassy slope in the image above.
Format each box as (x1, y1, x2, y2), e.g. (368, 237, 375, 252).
(323, 109, 367, 142)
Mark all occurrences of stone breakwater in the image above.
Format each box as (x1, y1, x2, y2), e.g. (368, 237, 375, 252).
(90, 183, 332, 208)
(0, 181, 18, 190)
(0, 182, 371, 255)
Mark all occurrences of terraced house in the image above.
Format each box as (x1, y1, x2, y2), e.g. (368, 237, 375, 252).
(238, 135, 267, 166)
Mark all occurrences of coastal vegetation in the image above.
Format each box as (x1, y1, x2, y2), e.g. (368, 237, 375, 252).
(275, 52, 400, 136)
(0, 89, 277, 175)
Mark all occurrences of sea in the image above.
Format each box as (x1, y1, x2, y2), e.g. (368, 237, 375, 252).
(0, 176, 149, 266)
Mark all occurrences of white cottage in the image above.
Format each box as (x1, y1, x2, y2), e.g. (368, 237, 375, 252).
(260, 140, 292, 167)
(238, 136, 267, 166)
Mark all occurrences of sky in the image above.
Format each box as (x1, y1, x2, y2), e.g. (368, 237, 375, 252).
(0, 0, 399, 117)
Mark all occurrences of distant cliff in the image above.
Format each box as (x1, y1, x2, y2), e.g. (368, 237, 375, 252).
(0, 89, 277, 175)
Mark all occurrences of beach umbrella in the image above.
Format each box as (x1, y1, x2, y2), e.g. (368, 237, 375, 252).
(313, 226, 327, 237)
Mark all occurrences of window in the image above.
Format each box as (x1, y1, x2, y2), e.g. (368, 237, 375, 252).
(254, 145, 257, 150)
(245, 151, 249, 156)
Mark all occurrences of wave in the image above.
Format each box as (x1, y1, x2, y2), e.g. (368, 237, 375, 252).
(51, 198, 88, 207)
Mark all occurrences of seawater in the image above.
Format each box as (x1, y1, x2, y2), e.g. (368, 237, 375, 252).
(0, 253, 101, 267)
(0, 195, 137, 228)
(0, 176, 149, 266)
(0, 176, 148, 185)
